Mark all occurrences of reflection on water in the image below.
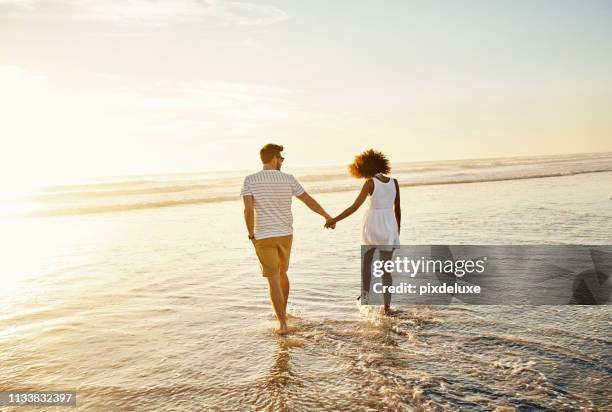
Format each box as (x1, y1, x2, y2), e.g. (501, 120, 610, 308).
(0, 170, 611, 410)
(213, 305, 610, 411)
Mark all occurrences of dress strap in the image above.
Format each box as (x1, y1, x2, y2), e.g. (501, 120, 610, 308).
(374, 173, 391, 184)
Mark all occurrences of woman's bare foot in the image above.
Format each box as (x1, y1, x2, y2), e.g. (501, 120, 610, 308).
(383, 305, 392, 316)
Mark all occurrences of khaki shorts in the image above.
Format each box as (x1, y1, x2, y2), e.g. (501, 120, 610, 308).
(253, 235, 293, 277)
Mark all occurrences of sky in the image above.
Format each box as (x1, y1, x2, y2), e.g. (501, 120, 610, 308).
(1, 0, 611, 188)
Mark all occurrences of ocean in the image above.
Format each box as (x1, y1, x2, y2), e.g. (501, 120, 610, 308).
(1, 152, 611, 410)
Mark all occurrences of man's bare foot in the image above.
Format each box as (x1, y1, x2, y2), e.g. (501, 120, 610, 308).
(275, 323, 289, 335)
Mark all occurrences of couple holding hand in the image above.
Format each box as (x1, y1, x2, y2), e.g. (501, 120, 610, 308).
(241, 144, 400, 334)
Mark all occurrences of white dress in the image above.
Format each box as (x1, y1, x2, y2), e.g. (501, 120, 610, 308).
(361, 175, 400, 249)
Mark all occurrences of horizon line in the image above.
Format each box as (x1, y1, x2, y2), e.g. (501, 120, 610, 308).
(56, 149, 612, 185)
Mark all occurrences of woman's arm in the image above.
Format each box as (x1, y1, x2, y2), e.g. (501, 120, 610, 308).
(394, 178, 401, 234)
(328, 179, 373, 225)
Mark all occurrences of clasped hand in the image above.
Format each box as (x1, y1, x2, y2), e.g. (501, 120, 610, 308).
(324, 217, 336, 229)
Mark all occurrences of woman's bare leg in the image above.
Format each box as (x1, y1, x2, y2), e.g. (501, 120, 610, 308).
(380, 250, 394, 315)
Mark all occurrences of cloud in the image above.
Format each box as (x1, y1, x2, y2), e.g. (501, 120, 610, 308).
(0, 64, 309, 147)
(216, 36, 261, 49)
(103, 80, 305, 132)
(0, 0, 290, 26)
(237, 37, 260, 48)
(0, 64, 314, 184)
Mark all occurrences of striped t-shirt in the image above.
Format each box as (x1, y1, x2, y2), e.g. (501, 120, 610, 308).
(240, 170, 305, 240)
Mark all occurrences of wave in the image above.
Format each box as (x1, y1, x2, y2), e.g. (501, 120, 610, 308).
(27, 167, 612, 217)
(32, 184, 214, 201)
(42, 179, 158, 192)
(394, 167, 612, 188)
(29, 195, 239, 217)
(295, 172, 350, 182)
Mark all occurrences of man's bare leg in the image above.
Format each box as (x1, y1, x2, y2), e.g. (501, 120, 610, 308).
(266, 273, 288, 334)
(280, 270, 290, 314)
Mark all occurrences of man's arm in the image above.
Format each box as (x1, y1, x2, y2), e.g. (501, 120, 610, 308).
(297, 192, 332, 221)
(243, 195, 255, 239)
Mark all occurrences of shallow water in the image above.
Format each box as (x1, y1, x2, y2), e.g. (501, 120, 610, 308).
(0, 168, 611, 410)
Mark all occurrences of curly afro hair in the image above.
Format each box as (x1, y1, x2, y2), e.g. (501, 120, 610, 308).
(348, 149, 391, 179)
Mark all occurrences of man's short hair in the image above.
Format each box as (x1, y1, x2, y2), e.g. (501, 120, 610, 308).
(260, 143, 284, 163)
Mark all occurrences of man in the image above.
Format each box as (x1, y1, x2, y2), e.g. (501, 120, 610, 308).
(240, 143, 334, 335)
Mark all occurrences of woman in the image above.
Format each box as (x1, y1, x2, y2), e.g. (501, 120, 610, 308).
(325, 149, 401, 315)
